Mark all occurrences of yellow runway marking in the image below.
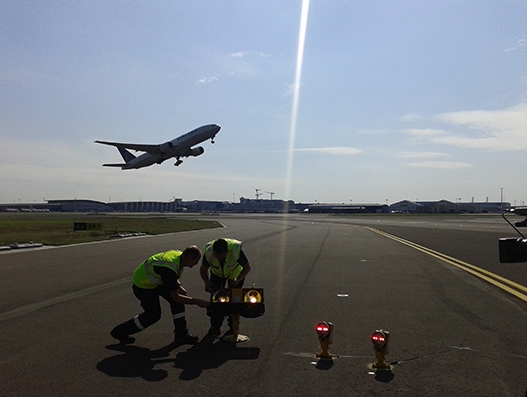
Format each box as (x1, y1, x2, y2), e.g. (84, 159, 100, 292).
(366, 227, 527, 303)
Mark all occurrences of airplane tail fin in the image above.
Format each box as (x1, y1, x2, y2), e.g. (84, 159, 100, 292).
(118, 147, 136, 163)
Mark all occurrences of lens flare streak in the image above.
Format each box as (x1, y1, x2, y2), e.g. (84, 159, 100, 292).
(285, 0, 310, 200)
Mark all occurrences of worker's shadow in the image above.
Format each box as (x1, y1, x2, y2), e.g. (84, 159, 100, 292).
(97, 342, 176, 381)
(97, 335, 259, 382)
(172, 334, 260, 380)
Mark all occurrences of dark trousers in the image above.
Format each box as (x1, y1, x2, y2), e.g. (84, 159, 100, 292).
(112, 285, 188, 339)
(209, 273, 244, 328)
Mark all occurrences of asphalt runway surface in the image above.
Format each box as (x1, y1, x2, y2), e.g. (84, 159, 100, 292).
(1, 214, 527, 396)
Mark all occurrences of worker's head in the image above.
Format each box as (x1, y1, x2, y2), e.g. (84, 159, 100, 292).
(212, 238, 229, 261)
(180, 245, 202, 268)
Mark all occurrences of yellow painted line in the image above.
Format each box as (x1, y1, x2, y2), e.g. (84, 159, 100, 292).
(366, 227, 527, 303)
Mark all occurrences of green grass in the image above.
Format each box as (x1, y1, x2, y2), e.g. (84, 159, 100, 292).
(0, 213, 222, 246)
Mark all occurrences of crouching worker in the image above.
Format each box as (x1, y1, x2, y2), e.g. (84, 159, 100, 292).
(111, 245, 210, 345)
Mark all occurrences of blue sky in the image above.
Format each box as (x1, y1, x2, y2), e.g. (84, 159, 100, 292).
(1, 1, 526, 205)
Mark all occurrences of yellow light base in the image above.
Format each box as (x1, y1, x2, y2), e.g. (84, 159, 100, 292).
(367, 363, 393, 371)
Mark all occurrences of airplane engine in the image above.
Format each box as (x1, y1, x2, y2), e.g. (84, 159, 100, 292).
(158, 141, 174, 153)
(188, 146, 204, 157)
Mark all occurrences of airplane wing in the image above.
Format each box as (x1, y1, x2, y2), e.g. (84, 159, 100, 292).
(94, 140, 159, 152)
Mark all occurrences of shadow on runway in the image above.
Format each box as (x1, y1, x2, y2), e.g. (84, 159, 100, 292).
(173, 334, 260, 380)
(97, 334, 260, 381)
(315, 359, 334, 370)
(374, 369, 395, 383)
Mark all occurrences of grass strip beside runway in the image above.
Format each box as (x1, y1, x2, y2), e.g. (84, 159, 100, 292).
(0, 213, 221, 246)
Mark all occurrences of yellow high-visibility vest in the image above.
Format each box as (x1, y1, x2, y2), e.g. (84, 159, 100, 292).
(204, 239, 243, 279)
(132, 250, 183, 289)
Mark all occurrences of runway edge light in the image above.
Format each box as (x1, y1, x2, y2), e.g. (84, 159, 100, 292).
(370, 329, 392, 370)
(315, 321, 334, 359)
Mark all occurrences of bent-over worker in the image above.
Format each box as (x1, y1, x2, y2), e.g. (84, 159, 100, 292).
(200, 238, 251, 337)
(111, 245, 209, 345)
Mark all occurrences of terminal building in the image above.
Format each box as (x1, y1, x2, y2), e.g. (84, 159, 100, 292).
(0, 198, 512, 214)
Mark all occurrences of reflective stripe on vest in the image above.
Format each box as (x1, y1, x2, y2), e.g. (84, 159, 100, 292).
(132, 250, 183, 289)
(204, 239, 243, 279)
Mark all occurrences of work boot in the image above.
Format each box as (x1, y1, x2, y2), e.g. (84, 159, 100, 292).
(110, 317, 142, 344)
(110, 329, 136, 345)
(174, 333, 199, 345)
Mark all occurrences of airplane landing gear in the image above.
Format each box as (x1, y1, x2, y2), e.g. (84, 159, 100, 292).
(174, 159, 183, 166)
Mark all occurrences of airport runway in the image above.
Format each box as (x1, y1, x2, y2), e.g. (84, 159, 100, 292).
(1, 214, 526, 396)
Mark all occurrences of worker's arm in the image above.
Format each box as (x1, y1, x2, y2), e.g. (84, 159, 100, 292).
(228, 263, 251, 288)
(200, 265, 213, 292)
(156, 265, 209, 307)
(169, 290, 209, 307)
(228, 250, 251, 288)
(177, 280, 187, 296)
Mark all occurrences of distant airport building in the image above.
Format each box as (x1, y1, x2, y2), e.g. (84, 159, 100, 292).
(237, 197, 296, 213)
(0, 198, 512, 214)
(306, 203, 389, 214)
(0, 199, 112, 213)
(110, 199, 184, 213)
(389, 200, 511, 214)
(47, 199, 114, 212)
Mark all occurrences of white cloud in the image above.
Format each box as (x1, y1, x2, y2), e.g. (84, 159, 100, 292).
(197, 75, 219, 84)
(401, 113, 424, 122)
(283, 83, 299, 97)
(504, 38, 526, 53)
(230, 51, 270, 58)
(403, 128, 448, 137)
(403, 102, 527, 151)
(357, 129, 391, 135)
(296, 147, 362, 156)
(198, 51, 270, 84)
(398, 151, 449, 159)
(230, 51, 249, 58)
(406, 161, 472, 169)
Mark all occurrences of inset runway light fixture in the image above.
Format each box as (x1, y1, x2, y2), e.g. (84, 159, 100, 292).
(315, 321, 334, 359)
(370, 329, 391, 370)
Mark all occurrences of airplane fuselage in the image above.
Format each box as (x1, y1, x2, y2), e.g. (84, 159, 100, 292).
(97, 124, 221, 170)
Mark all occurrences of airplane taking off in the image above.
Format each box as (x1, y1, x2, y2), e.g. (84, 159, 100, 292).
(95, 124, 221, 170)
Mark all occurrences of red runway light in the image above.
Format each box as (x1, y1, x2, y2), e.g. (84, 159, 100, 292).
(372, 334, 385, 343)
(316, 322, 330, 336)
(371, 330, 387, 347)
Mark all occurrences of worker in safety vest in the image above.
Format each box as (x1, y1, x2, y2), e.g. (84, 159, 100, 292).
(111, 245, 209, 345)
(200, 238, 251, 337)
